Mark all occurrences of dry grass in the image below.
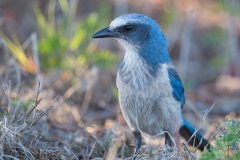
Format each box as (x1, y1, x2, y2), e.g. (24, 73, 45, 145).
(0, 82, 75, 159)
(0, 82, 213, 160)
(0, 81, 204, 160)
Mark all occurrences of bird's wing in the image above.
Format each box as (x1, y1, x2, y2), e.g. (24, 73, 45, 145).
(167, 67, 185, 108)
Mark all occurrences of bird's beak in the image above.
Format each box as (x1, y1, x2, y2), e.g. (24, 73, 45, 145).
(91, 27, 120, 38)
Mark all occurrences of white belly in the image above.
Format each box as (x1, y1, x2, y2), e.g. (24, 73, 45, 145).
(116, 64, 181, 136)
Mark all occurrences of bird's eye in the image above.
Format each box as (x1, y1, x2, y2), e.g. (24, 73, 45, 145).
(123, 25, 132, 32)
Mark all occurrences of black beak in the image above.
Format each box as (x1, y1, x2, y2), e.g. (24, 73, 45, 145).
(91, 27, 120, 38)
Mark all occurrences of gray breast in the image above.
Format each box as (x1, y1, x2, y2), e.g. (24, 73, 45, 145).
(118, 59, 156, 90)
(116, 63, 182, 136)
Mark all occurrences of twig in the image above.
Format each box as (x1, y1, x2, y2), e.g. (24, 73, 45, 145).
(24, 81, 42, 122)
(87, 140, 96, 160)
(6, 81, 12, 112)
(186, 100, 210, 127)
(186, 103, 215, 145)
(29, 95, 61, 128)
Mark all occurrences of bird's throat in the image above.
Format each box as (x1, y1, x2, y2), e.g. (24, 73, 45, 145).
(119, 51, 156, 90)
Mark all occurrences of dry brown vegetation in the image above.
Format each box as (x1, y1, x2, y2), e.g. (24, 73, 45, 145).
(1, 0, 240, 159)
(0, 82, 202, 159)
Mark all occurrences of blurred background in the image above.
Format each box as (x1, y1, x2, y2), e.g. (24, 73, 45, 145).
(0, 0, 240, 159)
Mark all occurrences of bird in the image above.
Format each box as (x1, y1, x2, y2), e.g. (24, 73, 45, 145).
(91, 13, 210, 155)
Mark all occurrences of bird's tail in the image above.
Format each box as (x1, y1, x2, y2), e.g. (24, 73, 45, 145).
(179, 117, 210, 151)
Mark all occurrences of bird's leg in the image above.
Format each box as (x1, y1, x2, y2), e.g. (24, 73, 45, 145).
(165, 132, 172, 148)
(133, 131, 142, 154)
(132, 131, 142, 160)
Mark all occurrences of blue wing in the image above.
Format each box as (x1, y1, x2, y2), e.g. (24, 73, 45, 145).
(167, 68, 185, 108)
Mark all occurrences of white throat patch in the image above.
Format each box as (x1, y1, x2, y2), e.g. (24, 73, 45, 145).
(116, 38, 154, 90)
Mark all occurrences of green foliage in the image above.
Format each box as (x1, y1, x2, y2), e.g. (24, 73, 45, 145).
(10, 98, 34, 110)
(206, 28, 227, 67)
(35, 0, 115, 71)
(205, 28, 227, 45)
(218, 0, 240, 16)
(112, 87, 118, 100)
(200, 119, 240, 160)
(211, 54, 227, 67)
(161, 9, 175, 31)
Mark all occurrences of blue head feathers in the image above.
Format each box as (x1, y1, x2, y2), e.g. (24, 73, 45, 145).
(110, 14, 172, 72)
(92, 13, 172, 75)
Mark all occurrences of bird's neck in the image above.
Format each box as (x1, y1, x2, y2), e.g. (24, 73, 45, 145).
(119, 49, 157, 90)
(118, 40, 171, 90)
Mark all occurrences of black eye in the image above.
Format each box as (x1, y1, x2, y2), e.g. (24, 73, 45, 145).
(123, 25, 132, 32)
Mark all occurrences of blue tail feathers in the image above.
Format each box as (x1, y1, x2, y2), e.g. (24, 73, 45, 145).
(180, 117, 211, 151)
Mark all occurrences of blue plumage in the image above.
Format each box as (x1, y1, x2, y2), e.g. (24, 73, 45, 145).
(140, 45, 171, 76)
(180, 117, 210, 151)
(92, 13, 210, 156)
(167, 68, 185, 107)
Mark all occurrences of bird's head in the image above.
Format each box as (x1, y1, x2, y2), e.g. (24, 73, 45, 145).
(92, 13, 168, 51)
(92, 13, 171, 71)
